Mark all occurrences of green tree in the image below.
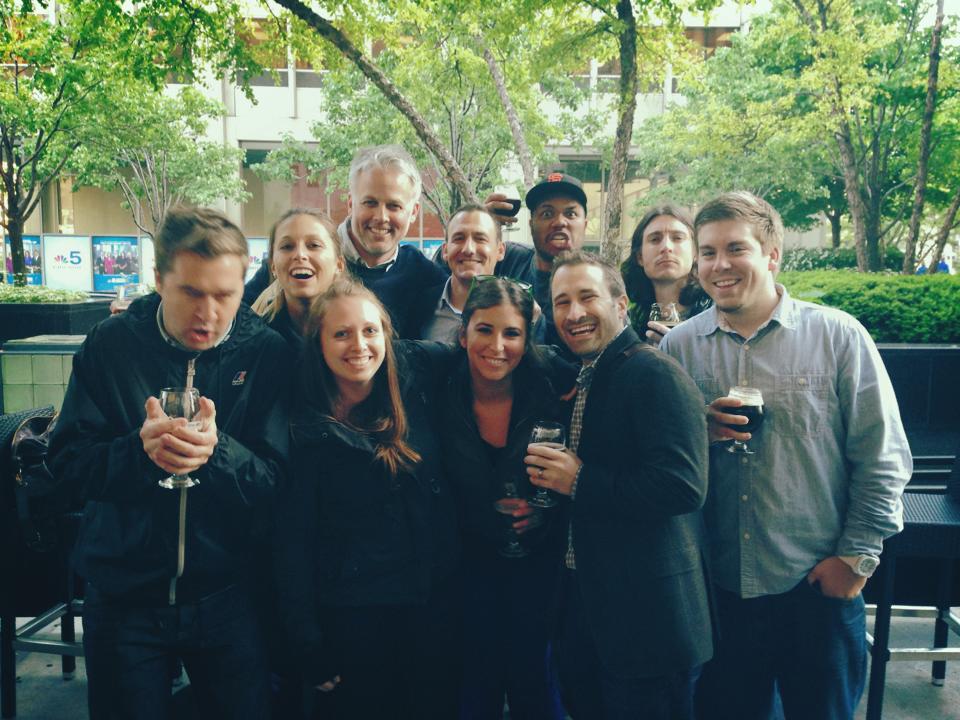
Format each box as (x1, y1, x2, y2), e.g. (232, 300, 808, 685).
(0, 0, 260, 285)
(69, 85, 248, 239)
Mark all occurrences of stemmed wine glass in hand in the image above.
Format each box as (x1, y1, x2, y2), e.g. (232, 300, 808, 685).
(157, 387, 201, 489)
(493, 481, 530, 559)
(526, 421, 566, 509)
(723, 386, 765, 455)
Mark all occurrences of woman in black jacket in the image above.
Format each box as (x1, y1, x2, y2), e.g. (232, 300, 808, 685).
(274, 278, 460, 720)
(440, 277, 568, 720)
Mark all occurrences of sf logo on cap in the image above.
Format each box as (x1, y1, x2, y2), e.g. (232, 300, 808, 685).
(547, 173, 564, 183)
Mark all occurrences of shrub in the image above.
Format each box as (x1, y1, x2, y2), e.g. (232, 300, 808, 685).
(779, 270, 960, 343)
(780, 247, 904, 272)
(0, 285, 88, 303)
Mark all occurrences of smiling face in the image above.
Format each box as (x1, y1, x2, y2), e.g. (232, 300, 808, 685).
(155, 251, 245, 351)
(530, 195, 587, 265)
(637, 214, 694, 283)
(347, 166, 420, 266)
(443, 210, 505, 284)
(271, 214, 343, 302)
(552, 263, 627, 360)
(319, 296, 386, 399)
(696, 218, 780, 318)
(460, 303, 527, 386)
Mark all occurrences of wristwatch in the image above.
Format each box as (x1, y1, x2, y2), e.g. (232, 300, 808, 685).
(841, 555, 880, 578)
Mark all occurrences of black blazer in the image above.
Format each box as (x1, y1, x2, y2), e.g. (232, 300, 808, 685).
(569, 326, 713, 678)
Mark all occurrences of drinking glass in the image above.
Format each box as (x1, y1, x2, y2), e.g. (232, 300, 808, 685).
(492, 198, 522, 233)
(158, 387, 201, 489)
(724, 386, 764, 455)
(114, 283, 150, 311)
(649, 302, 681, 328)
(493, 481, 529, 558)
(527, 421, 566, 509)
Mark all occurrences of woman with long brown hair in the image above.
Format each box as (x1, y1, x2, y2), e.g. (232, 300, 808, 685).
(274, 278, 460, 720)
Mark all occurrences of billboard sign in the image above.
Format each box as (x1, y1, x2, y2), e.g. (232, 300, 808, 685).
(93, 235, 140, 291)
(4, 235, 43, 285)
(43, 235, 93, 291)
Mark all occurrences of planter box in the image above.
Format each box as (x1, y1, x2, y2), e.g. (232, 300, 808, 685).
(0, 299, 111, 345)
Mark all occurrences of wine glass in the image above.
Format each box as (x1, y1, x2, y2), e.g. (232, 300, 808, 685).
(649, 302, 681, 328)
(724, 386, 764, 455)
(493, 481, 529, 558)
(158, 387, 201, 489)
(527, 421, 566, 509)
(114, 283, 150, 311)
(492, 198, 522, 233)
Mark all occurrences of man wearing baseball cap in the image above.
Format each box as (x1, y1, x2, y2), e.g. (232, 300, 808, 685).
(488, 173, 589, 348)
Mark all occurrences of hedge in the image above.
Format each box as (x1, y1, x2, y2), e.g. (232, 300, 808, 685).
(779, 270, 960, 343)
(780, 247, 905, 272)
(0, 285, 88, 304)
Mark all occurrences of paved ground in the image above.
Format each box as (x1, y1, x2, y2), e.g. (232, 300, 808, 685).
(5, 611, 960, 719)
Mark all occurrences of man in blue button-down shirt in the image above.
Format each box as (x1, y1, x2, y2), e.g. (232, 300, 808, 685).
(661, 192, 911, 720)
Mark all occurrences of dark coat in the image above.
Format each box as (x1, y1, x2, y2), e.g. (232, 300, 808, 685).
(437, 352, 567, 559)
(47, 293, 292, 603)
(569, 326, 713, 678)
(274, 341, 459, 679)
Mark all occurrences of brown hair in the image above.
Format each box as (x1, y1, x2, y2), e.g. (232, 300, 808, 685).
(461, 277, 538, 358)
(255, 208, 343, 321)
(154, 205, 248, 277)
(302, 278, 420, 476)
(551, 250, 626, 300)
(621, 205, 703, 323)
(694, 191, 784, 254)
(446, 203, 503, 244)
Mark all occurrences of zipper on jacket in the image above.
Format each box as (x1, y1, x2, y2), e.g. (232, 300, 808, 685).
(169, 356, 198, 606)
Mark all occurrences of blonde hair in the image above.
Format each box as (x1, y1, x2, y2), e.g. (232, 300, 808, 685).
(255, 208, 342, 322)
(302, 279, 420, 476)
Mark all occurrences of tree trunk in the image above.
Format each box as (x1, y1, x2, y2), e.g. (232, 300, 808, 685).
(928, 185, 960, 273)
(827, 208, 841, 248)
(834, 123, 871, 270)
(902, 0, 944, 273)
(274, 0, 478, 204)
(479, 40, 536, 190)
(602, 0, 639, 265)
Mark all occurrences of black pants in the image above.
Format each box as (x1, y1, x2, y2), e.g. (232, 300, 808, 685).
(82, 582, 269, 720)
(555, 571, 699, 720)
(311, 575, 463, 720)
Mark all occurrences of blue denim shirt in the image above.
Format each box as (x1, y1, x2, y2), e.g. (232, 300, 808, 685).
(661, 288, 911, 598)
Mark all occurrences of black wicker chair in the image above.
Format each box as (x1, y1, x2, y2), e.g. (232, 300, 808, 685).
(865, 449, 960, 720)
(0, 407, 82, 719)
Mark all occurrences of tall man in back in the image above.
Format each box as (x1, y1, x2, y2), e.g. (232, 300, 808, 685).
(660, 192, 911, 719)
(336, 144, 446, 337)
(49, 207, 291, 719)
(528, 251, 712, 719)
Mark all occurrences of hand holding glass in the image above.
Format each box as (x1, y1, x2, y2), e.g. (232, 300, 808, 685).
(527, 421, 566, 509)
(649, 302, 681, 328)
(723, 386, 764, 455)
(493, 481, 530, 558)
(158, 388, 201, 489)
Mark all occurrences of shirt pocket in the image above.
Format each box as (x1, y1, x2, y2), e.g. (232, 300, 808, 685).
(772, 373, 831, 438)
(692, 376, 723, 405)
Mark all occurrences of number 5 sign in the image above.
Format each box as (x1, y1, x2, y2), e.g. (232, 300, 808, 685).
(43, 235, 93, 291)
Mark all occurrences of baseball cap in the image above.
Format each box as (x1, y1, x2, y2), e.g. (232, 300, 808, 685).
(525, 173, 588, 213)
